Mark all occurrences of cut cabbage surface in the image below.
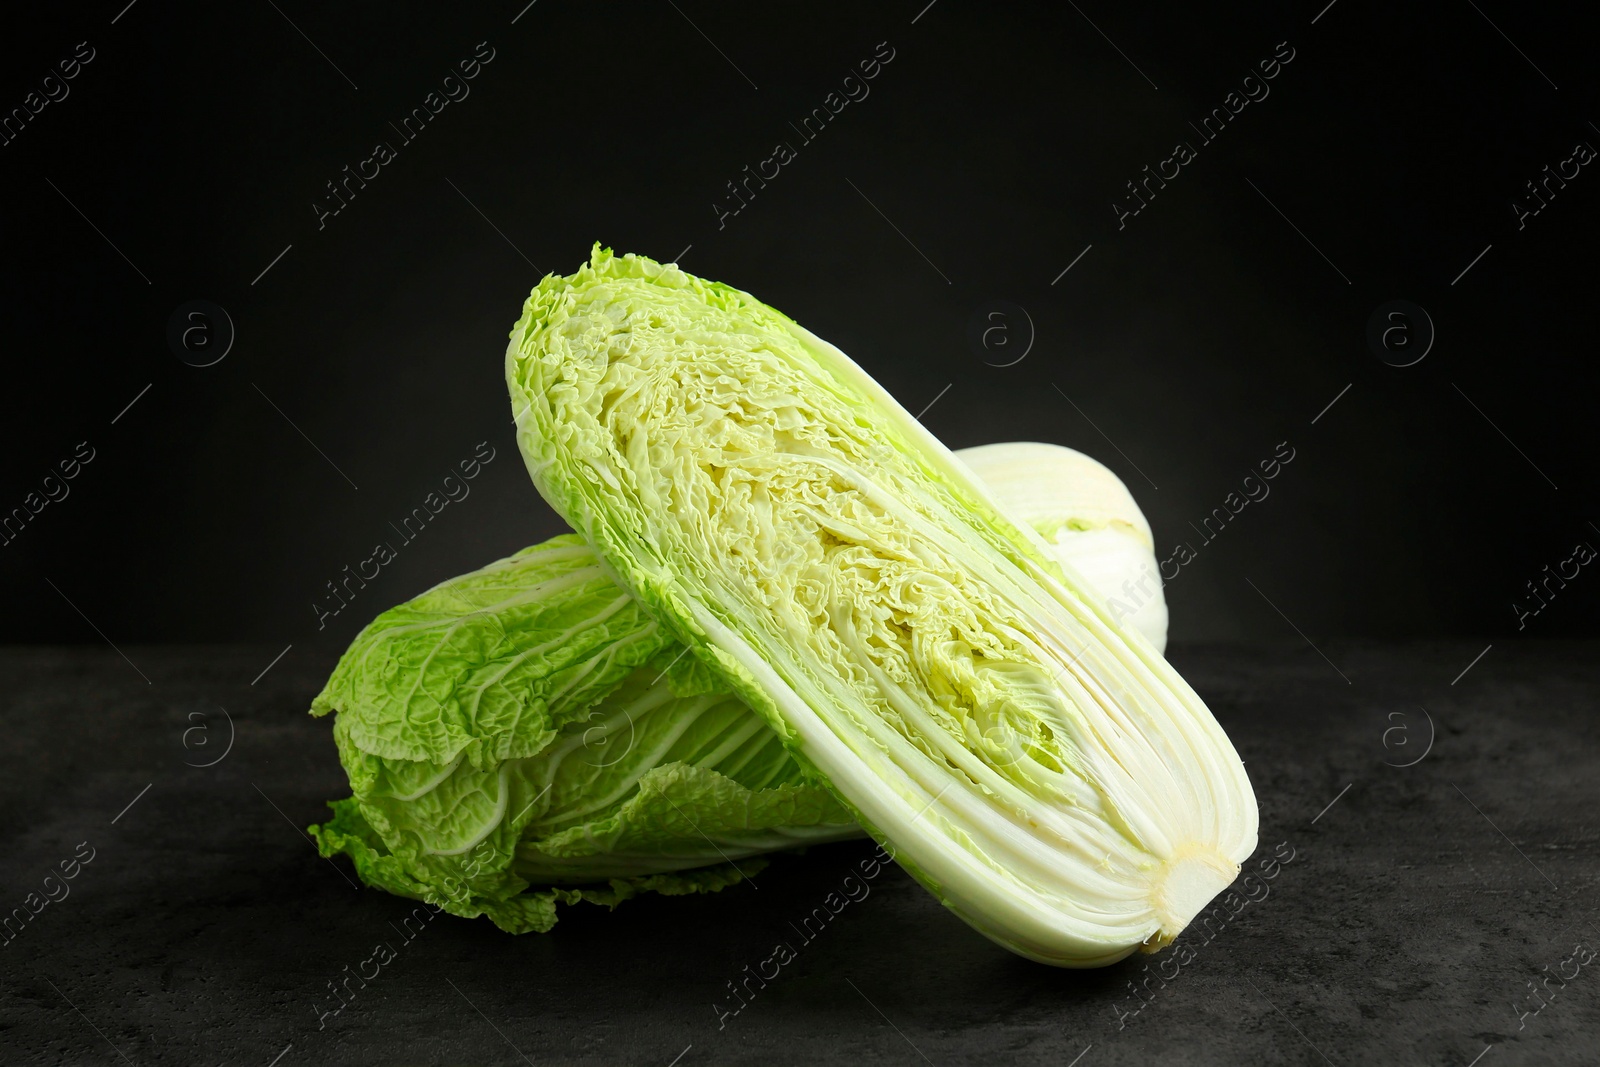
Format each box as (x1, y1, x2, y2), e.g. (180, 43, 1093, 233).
(506, 247, 1257, 966)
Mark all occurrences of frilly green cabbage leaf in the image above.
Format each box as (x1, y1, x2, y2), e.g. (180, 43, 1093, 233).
(309, 536, 858, 932)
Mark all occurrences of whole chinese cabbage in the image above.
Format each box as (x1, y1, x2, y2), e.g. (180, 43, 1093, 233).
(310, 535, 857, 933)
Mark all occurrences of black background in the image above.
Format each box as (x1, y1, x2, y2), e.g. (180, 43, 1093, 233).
(3, 0, 1596, 653)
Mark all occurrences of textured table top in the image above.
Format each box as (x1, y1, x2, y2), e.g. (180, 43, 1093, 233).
(2, 640, 1596, 1065)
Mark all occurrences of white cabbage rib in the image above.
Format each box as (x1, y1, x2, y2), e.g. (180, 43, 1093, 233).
(506, 248, 1257, 965)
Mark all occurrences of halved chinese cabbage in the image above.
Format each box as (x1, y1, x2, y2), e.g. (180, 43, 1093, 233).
(505, 247, 1256, 966)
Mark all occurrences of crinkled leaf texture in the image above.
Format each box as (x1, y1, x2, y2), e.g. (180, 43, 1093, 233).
(505, 246, 1258, 966)
(309, 536, 858, 932)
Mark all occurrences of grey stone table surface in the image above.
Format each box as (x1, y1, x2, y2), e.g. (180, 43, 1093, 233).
(2, 640, 1597, 1066)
